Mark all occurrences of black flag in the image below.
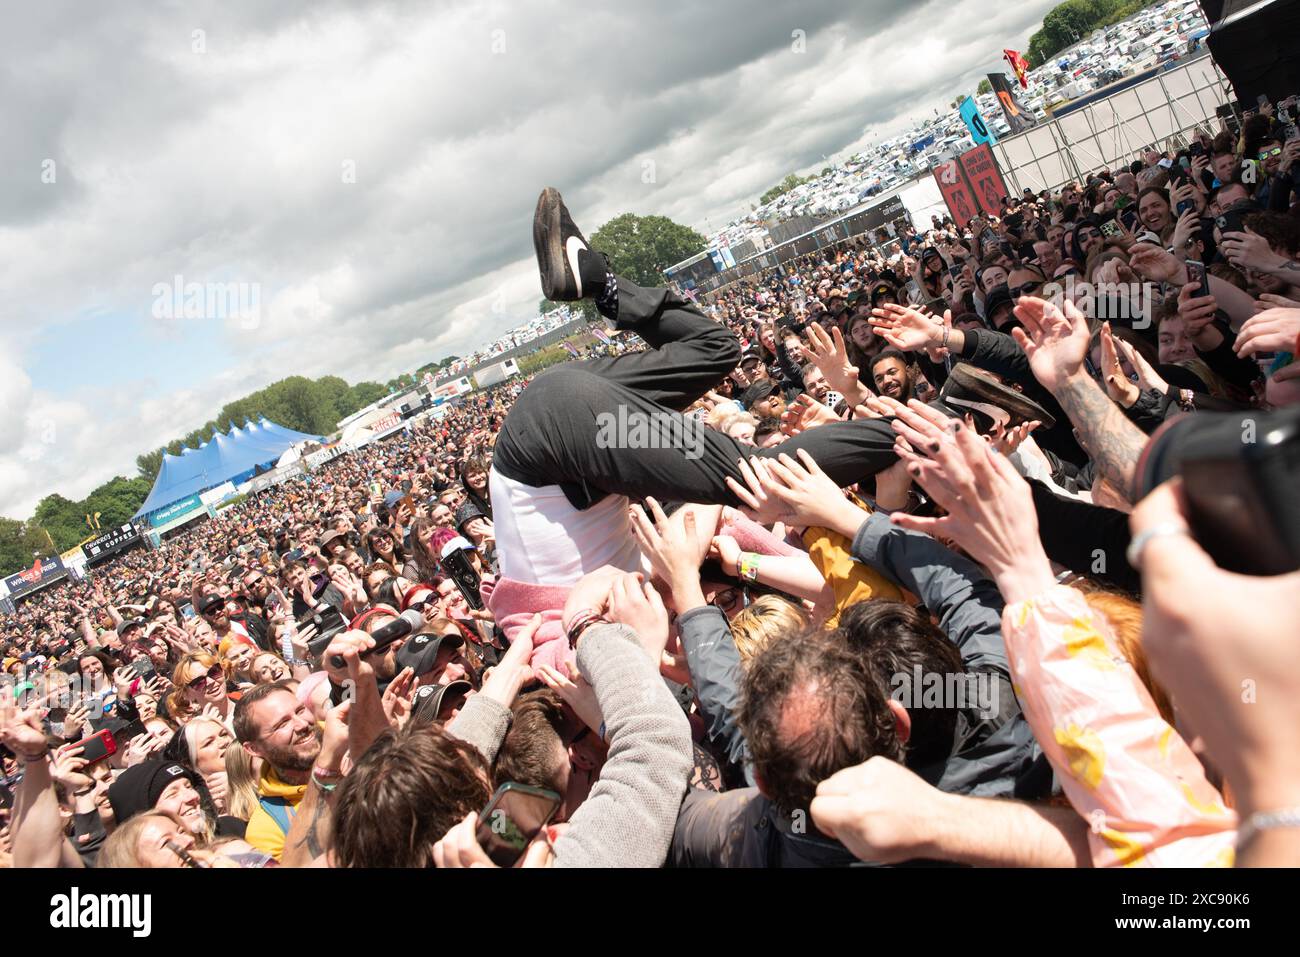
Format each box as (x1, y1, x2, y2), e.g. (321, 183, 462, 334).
(988, 73, 1039, 133)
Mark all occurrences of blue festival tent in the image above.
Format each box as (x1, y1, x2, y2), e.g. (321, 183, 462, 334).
(133, 417, 324, 520)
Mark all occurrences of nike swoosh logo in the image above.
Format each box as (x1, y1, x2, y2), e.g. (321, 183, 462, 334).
(944, 396, 1011, 430)
(566, 235, 587, 297)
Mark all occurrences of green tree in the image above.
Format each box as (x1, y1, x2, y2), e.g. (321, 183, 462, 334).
(31, 494, 85, 551)
(0, 517, 54, 576)
(759, 172, 814, 206)
(586, 213, 708, 289)
(977, 78, 992, 96)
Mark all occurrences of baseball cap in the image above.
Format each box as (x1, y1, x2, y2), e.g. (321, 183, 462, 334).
(116, 618, 146, 636)
(394, 630, 465, 678)
(740, 380, 778, 410)
(410, 680, 473, 725)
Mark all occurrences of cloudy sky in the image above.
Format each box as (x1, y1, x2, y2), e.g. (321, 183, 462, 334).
(0, 0, 1058, 517)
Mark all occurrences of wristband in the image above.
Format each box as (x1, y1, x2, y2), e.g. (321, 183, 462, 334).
(566, 609, 607, 649)
(312, 766, 343, 791)
(1237, 807, 1300, 850)
(738, 552, 761, 583)
(17, 749, 49, 764)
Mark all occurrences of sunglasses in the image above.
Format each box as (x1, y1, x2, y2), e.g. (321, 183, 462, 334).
(1259, 147, 1282, 160)
(187, 664, 223, 691)
(1011, 281, 1044, 300)
(708, 586, 750, 612)
(1077, 228, 1102, 241)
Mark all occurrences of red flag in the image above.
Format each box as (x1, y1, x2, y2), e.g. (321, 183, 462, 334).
(1003, 49, 1030, 88)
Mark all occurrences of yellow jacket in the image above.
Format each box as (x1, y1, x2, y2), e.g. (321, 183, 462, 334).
(245, 766, 307, 862)
(802, 506, 908, 625)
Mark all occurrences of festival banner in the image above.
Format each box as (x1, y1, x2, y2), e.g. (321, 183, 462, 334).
(988, 73, 1039, 133)
(960, 96, 998, 145)
(932, 157, 981, 228)
(958, 142, 1011, 217)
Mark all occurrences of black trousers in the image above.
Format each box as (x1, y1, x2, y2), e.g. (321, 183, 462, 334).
(492, 277, 898, 510)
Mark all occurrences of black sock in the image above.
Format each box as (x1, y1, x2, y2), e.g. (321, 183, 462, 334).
(579, 249, 619, 320)
(577, 249, 608, 295)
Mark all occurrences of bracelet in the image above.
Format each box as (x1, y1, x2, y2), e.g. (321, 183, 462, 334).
(1126, 522, 1191, 570)
(18, 749, 49, 764)
(311, 766, 343, 791)
(1236, 807, 1300, 851)
(566, 609, 607, 649)
(738, 552, 761, 583)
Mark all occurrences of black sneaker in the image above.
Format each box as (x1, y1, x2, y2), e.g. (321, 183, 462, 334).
(533, 187, 594, 301)
(937, 363, 1057, 433)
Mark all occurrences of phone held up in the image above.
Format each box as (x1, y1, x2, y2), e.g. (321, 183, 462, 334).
(474, 782, 562, 867)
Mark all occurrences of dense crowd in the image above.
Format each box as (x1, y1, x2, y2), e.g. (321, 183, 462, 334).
(2, 98, 1298, 869)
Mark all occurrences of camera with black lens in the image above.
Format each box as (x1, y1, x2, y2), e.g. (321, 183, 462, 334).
(1137, 407, 1300, 575)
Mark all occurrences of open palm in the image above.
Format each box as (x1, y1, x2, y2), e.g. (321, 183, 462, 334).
(1010, 296, 1090, 394)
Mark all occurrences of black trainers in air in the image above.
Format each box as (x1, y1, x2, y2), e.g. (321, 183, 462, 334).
(533, 187, 598, 301)
(937, 363, 1057, 433)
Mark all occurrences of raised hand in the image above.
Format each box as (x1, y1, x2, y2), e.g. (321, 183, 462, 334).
(869, 303, 942, 353)
(604, 572, 670, 661)
(749, 449, 864, 537)
(780, 393, 839, 437)
(804, 321, 864, 397)
(627, 498, 712, 587)
(536, 662, 604, 736)
(886, 399, 1054, 604)
(1234, 306, 1300, 359)
(1010, 296, 1091, 394)
(724, 456, 799, 526)
(1099, 322, 1140, 408)
(1114, 337, 1169, 396)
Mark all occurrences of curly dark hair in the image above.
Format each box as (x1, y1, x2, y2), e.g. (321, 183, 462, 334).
(834, 601, 966, 771)
(739, 630, 901, 815)
(332, 723, 492, 868)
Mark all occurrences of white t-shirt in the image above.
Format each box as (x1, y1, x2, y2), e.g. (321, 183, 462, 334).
(490, 467, 647, 586)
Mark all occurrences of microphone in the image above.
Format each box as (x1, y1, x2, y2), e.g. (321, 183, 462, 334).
(328, 608, 424, 668)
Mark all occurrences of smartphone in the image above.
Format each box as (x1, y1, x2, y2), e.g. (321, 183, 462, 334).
(474, 782, 562, 867)
(439, 544, 484, 611)
(1120, 208, 1138, 230)
(1185, 259, 1209, 299)
(947, 264, 964, 280)
(131, 658, 157, 682)
(924, 297, 948, 315)
(1215, 208, 1246, 236)
(1188, 141, 1205, 158)
(1176, 199, 1196, 216)
(72, 729, 117, 766)
(180, 602, 195, 621)
(1114, 194, 1131, 209)
(1100, 219, 1122, 238)
(115, 719, 147, 746)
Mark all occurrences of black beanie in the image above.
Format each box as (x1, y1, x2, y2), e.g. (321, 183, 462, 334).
(107, 759, 198, 825)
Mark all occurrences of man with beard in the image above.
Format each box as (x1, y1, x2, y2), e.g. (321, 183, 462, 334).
(197, 591, 269, 652)
(234, 681, 325, 861)
(870, 349, 916, 401)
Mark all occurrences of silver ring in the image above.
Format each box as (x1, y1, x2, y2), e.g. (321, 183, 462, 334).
(1126, 522, 1191, 570)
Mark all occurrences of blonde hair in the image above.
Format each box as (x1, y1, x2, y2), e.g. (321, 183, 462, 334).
(729, 595, 809, 666)
(99, 810, 198, 868)
(167, 651, 219, 718)
(224, 741, 261, 823)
